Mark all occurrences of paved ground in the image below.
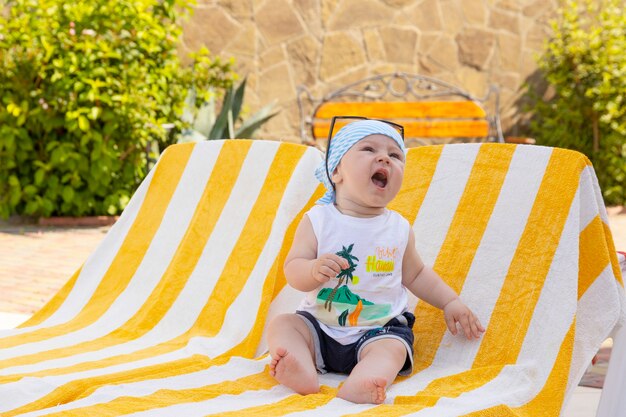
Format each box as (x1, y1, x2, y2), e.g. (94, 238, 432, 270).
(0, 206, 623, 416)
(0, 223, 111, 315)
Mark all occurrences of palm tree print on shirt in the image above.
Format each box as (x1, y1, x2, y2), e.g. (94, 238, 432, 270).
(324, 244, 359, 311)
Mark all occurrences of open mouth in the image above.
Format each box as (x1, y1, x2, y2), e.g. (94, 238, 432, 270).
(371, 170, 388, 188)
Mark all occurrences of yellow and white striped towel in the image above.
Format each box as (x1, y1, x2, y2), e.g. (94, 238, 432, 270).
(0, 140, 623, 416)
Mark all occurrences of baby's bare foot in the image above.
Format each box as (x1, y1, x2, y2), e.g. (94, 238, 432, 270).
(338, 376, 387, 404)
(270, 347, 319, 395)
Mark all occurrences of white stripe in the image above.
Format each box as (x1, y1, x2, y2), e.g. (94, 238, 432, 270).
(565, 263, 623, 405)
(412, 144, 480, 265)
(584, 163, 610, 225)
(579, 165, 603, 230)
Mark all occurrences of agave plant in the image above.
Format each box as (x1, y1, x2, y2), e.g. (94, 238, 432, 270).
(179, 77, 278, 142)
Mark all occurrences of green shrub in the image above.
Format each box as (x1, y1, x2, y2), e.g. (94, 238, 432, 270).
(0, 0, 235, 218)
(525, 0, 625, 205)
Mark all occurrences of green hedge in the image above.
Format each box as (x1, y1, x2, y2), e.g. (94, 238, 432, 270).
(0, 0, 235, 218)
(526, 0, 625, 206)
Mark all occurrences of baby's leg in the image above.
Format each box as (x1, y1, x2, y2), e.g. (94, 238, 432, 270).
(267, 313, 319, 395)
(337, 338, 407, 404)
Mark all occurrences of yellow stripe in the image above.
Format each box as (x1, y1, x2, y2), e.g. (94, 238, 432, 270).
(473, 148, 586, 369)
(0, 141, 253, 369)
(29, 370, 276, 417)
(390, 145, 443, 224)
(604, 221, 624, 287)
(579, 216, 612, 298)
(0, 144, 195, 350)
(344, 367, 505, 416)
(209, 385, 337, 416)
(511, 320, 576, 416)
(412, 144, 516, 373)
(19, 267, 81, 328)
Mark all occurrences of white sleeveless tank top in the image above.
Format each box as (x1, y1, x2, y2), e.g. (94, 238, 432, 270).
(298, 204, 410, 344)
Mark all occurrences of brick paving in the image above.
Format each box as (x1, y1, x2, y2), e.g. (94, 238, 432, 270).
(0, 223, 110, 315)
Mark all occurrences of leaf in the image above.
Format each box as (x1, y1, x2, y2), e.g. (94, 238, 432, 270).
(235, 104, 279, 139)
(90, 107, 101, 120)
(208, 86, 235, 139)
(23, 185, 38, 196)
(78, 116, 90, 132)
(231, 76, 247, 123)
(34, 169, 45, 186)
(25, 200, 39, 216)
(338, 309, 349, 326)
(227, 109, 234, 139)
(62, 186, 75, 203)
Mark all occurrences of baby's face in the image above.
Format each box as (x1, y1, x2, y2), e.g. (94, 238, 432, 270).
(332, 134, 405, 213)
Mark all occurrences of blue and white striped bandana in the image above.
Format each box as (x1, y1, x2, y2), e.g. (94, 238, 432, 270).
(315, 119, 406, 204)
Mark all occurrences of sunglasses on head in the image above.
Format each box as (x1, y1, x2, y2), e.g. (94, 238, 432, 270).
(325, 116, 405, 186)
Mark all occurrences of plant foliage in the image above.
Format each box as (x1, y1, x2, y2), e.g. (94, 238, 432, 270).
(525, 0, 625, 205)
(0, 0, 236, 218)
(180, 77, 279, 143)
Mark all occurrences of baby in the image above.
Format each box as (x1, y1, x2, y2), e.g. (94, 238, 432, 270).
(267, 119, 484, 404)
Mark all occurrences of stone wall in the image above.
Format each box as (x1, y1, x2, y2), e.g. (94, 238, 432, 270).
(180, 0, 558, 142)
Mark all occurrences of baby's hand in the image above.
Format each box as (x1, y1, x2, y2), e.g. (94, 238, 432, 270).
(311, 254, 348, 284)
(443, 298, 485, 339)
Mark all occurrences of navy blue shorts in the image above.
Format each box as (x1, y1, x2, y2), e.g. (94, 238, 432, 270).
(296, 310, 415, 376)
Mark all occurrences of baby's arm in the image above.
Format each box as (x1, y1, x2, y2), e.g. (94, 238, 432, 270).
(402, 229, 485, 339)
(284, 215, 348, 292)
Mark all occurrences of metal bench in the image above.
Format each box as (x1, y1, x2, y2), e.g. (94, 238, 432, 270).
(297, 72, 532, 149)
